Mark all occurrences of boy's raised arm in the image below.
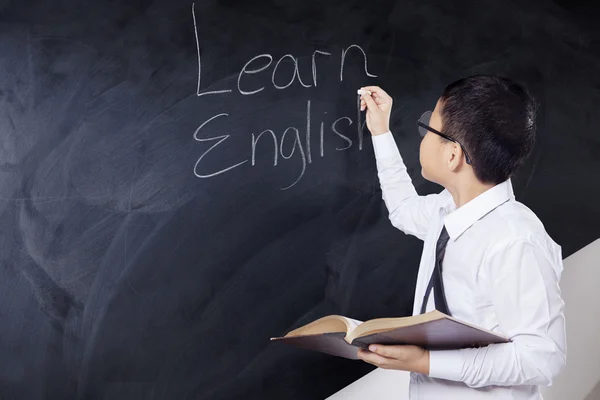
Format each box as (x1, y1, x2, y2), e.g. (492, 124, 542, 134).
(371, 131, 441, 241)
(361, 86, 442, 241)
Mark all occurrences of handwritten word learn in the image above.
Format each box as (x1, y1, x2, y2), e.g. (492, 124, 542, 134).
(193, 100, 366, 190)
(192, 4, 377, 97)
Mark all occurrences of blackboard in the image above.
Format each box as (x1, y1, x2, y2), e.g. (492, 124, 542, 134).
(1, 0, 599, 399)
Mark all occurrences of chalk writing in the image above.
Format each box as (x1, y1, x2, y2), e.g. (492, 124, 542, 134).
(191, 3, 376, 189)
(193, 101, 364, 190)
(193, 3, 232, 97)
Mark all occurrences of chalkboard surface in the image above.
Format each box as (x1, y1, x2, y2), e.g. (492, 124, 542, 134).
(1, 0, 598, 399)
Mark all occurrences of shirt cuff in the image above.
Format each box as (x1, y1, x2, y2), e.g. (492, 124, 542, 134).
(371, 131, 402, 160)
(428, 350, 465, 381)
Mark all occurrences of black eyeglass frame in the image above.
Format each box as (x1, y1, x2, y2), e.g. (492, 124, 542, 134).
(416, 111, 473, 165)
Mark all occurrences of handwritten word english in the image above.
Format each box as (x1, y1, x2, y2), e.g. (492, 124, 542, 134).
(193, 100, 365, 190)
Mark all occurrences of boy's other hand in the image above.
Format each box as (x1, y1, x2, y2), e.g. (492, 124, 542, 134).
(357, 344, 430, 375)
(359, 86, 392, 136)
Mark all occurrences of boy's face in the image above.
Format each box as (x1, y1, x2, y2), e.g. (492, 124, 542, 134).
(419, 98, 449, 185)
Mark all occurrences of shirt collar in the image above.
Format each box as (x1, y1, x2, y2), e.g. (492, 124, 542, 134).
(441, 178, 515, 241)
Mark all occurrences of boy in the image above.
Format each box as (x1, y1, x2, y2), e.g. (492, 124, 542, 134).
(356, 75, 566, 399)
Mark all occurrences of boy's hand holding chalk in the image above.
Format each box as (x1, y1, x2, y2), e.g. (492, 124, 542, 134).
(358, 86, 393, 136)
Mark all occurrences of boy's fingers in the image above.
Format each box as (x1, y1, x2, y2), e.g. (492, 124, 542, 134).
(372, 95, 389, 107)
(361, 92, 378, 110)
(361, 86, 391, 102)
(363, 89, 390, 107)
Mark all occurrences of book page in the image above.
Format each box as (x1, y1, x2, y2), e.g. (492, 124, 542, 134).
(343, 317, 363, 333)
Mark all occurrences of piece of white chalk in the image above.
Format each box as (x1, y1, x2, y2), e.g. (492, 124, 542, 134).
(357, 89, 372, 96)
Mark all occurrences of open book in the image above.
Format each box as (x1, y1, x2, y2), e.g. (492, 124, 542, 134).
(270, 310, 510, 360)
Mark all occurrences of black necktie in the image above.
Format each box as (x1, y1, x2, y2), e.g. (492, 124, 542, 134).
(420, 225, 452, 316)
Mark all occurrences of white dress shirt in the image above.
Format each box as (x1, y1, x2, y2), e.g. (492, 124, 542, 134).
(371, 131, 567, 400)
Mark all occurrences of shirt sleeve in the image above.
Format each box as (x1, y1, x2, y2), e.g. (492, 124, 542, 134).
(428, 238, 567, 387)
(371, 131, 441, 241)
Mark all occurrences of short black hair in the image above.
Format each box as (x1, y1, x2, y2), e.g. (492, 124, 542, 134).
(439, 74, 538, 185)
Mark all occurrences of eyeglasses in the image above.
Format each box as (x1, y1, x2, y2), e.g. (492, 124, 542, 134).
(417, 111, 472, 165)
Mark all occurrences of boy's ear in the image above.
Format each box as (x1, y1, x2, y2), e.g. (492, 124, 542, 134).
(446, 143, 463, 171)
